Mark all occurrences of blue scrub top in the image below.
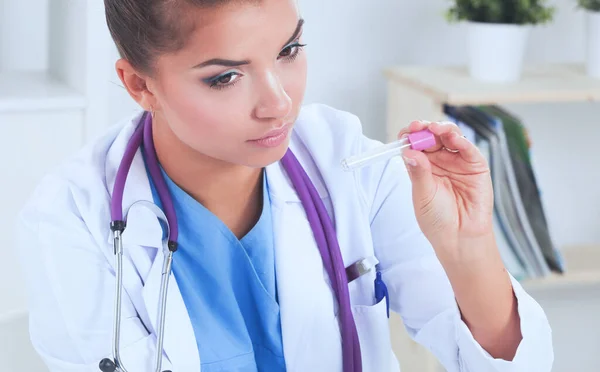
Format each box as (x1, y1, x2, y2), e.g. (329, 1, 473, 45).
(146, 162, 286, 372)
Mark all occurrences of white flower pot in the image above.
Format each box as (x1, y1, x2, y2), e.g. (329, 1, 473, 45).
(585, 10, 600, 79)
(467, 22, 532, 83)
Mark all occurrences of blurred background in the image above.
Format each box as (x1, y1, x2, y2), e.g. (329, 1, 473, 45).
(1, 0, 599, 370)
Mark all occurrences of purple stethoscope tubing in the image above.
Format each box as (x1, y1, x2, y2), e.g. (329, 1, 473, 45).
(101, 112, 362, 372)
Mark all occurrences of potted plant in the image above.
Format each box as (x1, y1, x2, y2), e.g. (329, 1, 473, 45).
(445, 0, 555, 83)
(578, 1, 600, 78)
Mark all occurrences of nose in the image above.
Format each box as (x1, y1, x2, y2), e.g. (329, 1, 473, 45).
(254, 71, 292, 120)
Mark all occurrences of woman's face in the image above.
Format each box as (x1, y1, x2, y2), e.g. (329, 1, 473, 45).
(147, 0, 307, 168)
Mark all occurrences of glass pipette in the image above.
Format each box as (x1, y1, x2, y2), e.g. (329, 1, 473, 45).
(341, 129, 436, 171)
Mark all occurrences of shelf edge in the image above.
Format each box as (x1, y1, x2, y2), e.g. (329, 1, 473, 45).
(383, 65, 600, 106)
(521, 271, 600, 291)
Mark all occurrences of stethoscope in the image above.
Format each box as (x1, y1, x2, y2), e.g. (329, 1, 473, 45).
(98, 111, 363, 372)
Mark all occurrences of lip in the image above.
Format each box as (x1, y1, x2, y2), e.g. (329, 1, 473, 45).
(248, 123, 292, 148)
(254, 124, 291, 140)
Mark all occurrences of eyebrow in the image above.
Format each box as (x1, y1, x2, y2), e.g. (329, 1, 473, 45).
(193, 18, 305, 69)
(283, 18, 305, 49)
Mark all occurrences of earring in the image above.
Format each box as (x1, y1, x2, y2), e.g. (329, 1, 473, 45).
(150, 107, 155, 118)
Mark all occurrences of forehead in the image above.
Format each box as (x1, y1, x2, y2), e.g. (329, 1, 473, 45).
(178, 0, 300, 59)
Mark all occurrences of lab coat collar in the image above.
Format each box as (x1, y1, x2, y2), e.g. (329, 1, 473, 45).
(104, 111, 163, 248)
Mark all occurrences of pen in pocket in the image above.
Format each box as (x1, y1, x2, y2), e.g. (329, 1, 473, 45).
(374, 271, 389, 318)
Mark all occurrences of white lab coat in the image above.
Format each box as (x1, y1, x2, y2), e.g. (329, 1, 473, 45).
(17, 104, 553, 372)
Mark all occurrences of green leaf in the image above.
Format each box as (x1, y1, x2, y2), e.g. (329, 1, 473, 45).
(445, 0, 556, 24)
(577, 0, 600, 11)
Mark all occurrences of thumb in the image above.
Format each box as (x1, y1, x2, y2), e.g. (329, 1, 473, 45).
(402, 149, 436, 204)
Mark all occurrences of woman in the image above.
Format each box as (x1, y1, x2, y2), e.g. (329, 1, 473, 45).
(17, 0, 553, 371)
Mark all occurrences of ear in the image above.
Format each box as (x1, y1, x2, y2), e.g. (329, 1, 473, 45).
(115, 59, 158, 111)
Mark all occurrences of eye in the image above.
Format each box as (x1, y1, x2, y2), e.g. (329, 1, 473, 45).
(279, 42, 307, 61)
(215, 73, 237, 85)
(205, 71, 242, 90)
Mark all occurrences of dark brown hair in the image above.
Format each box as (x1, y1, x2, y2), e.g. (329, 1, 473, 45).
(104, 0, 246, 74)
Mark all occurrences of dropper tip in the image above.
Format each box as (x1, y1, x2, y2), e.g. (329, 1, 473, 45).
(340, 159, 353, 172)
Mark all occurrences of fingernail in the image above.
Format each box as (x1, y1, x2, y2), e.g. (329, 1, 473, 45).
(403, 156, 417, 167)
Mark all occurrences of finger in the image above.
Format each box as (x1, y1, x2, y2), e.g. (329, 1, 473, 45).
(399, 120, 463, 153)
(427, 121, 462, 138)
(397, 120, 431, 139)
(439, 131, 482, 163)
(402, 149, 436, 202)
(416, 121, 462, 153)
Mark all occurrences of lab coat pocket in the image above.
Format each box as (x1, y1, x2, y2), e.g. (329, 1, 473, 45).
(351, 297, 394, 371)
(347, 270, 378, 307)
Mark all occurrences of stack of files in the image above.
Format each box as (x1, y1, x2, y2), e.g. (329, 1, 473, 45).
(442, 104, 564, 281)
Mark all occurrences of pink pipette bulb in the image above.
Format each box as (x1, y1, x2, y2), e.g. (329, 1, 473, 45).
(341, 129, 436, 171)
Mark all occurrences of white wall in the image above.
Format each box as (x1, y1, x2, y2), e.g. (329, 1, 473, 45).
(299, 0, 586, 137)
(0, 0, 49, 71)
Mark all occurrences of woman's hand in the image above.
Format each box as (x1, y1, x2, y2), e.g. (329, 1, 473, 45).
(398, 120, 494, 261)
(400, 120, 523, 361)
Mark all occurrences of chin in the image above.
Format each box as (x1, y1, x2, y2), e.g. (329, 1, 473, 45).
(240, 140, 291, 168)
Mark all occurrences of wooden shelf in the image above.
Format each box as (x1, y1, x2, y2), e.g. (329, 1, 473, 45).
(523, 271, 600, 291)
(383, 63, 600, 106)
(521, 246, 600, 291)
(0, 71, 86, 113)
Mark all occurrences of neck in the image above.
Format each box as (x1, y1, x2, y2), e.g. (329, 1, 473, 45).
(151, 114, 264, 238)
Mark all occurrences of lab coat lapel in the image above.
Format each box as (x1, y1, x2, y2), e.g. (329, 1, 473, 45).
(104, 111, 200, 370)
(265, 139, 343, 371)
